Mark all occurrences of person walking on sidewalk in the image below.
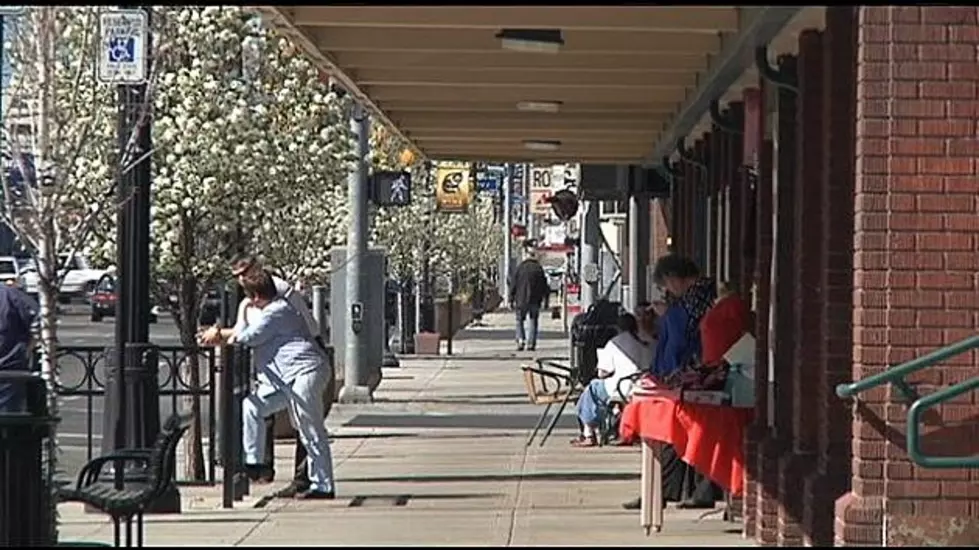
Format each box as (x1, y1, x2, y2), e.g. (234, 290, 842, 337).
(508, 248, 550, 351)
(200, 255, 335, 498)
(232, 269, 336, 499)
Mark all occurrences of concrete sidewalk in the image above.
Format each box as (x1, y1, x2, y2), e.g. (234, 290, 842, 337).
(57, 313, 751, 547)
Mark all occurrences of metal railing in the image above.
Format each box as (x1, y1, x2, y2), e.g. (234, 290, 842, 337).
(48, 345, 218, 485)
(219, 343, 251, 508)
(836, 334, 979, 469)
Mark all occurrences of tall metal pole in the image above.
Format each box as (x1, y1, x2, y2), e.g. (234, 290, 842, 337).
(501, 164, 513, 308)
(338, 103, 372, 403)
(579, 200, 600, 310)
(524, 163, 535, 243)
(627, 168, 650, 311)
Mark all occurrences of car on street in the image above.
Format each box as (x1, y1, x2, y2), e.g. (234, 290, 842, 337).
(19, 253, 108, 302)
(90, 273, 159, 323)
(0, 256, 22, 286)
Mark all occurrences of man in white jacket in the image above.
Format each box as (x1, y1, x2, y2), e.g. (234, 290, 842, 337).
(200, 255, 335, 497)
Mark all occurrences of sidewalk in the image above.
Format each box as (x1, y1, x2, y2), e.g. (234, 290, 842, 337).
(58, 313, 752, 547)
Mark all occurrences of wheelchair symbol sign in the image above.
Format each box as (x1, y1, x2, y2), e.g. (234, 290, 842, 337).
(98, 9, 148, 84)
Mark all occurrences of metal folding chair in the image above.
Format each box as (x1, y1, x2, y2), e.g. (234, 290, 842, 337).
(520, 357, 581, 447)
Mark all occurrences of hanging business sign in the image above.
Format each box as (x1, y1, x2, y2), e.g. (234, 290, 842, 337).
(530, 165, 554, 215)
(434, 161, 473, 213)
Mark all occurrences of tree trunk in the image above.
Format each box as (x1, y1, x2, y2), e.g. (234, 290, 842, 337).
(177, 220, 205, 481)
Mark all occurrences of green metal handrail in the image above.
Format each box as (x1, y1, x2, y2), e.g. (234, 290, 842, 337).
(835, 334, 979, 469)
(907, 376, 979, 468)
(835, 335, 979, 400)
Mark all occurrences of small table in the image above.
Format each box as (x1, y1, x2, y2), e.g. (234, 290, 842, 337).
(620, 386, 753, 535)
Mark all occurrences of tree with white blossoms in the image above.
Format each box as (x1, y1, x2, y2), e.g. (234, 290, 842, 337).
(248, 38, 354, 286)
(2, 6, 165, 540)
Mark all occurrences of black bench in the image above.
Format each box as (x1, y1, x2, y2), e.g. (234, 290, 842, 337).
(57, 413, 192, 548)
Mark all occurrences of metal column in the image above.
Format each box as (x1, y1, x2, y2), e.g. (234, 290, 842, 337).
(579, 200, 600, 310)
(627, 170, 650, 312)
(501, 164, 513, 308)
(338, 104, 372, 403)
(524, 163, 535, 243)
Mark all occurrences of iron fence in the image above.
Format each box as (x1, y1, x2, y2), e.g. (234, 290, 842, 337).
(47, 344, 217, 485)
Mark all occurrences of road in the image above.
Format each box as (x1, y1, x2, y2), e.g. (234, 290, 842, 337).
(55, 312, 216, 482)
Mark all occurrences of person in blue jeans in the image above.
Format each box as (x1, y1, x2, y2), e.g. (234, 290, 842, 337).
(508, 248, 550, 351)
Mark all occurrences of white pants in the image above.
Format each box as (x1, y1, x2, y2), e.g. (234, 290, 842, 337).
(242, 370, 335, 493)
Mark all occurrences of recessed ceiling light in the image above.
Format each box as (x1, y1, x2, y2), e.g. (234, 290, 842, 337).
(495, 29, 564, 54)
(524, 140, 561, 152)
(517, 100, 562, 113)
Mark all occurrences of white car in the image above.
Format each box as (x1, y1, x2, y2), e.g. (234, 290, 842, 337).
(19, 254, 108, 302)
(0, 256, 21, 286)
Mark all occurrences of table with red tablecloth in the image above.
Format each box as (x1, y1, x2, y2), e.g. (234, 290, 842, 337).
(617, 388, 754, 534)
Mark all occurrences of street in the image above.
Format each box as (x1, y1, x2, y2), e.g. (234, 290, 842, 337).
(55, 312, 214, 482)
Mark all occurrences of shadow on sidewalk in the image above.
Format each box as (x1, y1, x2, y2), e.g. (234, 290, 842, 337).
(452, 328, 567, 342)
(343, 413, 578, 430)
(338, 472, 639, 484)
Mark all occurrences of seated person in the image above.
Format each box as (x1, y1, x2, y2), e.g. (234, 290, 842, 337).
(649, 255, 717, 381)
(570, 310, 655, 448)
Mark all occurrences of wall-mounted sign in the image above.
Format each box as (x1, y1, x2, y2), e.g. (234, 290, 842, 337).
(435, 161, 473, 213)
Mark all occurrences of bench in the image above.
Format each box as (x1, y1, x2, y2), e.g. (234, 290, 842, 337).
(521, 357, 581, 447)
(57, 413, 193, 548)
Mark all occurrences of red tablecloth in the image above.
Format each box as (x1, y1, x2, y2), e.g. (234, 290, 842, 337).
(619, 395, 753, 496)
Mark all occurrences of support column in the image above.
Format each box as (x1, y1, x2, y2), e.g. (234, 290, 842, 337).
(628, 170, 650, 311)
(692, 139, 709, 268)
(722, 103, 746, 292)
(782, 28, 826, 546)
(758, 52, 800, 548)
(805, 7, 857, 547)
(501, 164, 513, 308)
(579, 200, 600, 309)
(707, 131, 721, 278)
(740, 84, 768, 540)
(339, 104, 372, 403)
(839, 6, 979, 546)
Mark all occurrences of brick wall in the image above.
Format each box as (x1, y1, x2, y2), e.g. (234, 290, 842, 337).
(838, 5, 979, 546)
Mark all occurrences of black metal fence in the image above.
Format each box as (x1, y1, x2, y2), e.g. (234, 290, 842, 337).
(47, 345, 217, 485)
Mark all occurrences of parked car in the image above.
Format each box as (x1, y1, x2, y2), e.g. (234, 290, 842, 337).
(90, 273, 159, 323)
(19, 253, 108, 302)
(0, 256, 22, 286)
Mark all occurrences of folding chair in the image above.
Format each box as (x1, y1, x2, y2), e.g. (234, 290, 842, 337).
(521, 357, 582, 447)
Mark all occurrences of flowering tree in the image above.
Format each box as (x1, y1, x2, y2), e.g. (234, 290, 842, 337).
(2, 7, 170, 539)
(248, 41, 354, 286)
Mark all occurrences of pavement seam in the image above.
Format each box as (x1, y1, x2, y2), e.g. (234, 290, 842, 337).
(505, 444, 531, 546)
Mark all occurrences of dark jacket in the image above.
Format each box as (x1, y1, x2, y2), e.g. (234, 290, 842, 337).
(0, 286, 38, 413)
(509, 259, 550, 310)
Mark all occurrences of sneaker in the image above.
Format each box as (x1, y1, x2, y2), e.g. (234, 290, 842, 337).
(244, 464, 275, 484)
(622, 496, 642, 510)
(295, 489, 335, 500)
(274, 481, 312, 498)
(516, 342, 525, 351)
(527, 344, 536, 351)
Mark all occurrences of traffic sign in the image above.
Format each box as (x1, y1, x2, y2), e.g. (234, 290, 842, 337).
(98, 9, 149, 85)
(371, 170, 411, 207)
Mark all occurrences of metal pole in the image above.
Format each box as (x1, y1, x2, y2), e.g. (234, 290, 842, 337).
(579, 200, 600, 310)
(312, 285, 328, 341)
(524, 163, 535, 243)
(339, 103, 372, 403)
(502, 164, 513, 308)
(628, 173, 650, 312)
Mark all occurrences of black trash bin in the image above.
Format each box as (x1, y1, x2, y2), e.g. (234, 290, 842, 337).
(570, 300, 624, 385)
(0, 371, 56, 547)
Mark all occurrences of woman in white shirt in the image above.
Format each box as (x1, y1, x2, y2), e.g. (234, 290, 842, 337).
(570, 310, 656, 447)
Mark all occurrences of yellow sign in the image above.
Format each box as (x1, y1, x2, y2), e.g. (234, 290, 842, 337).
(435, 161, 473, 213)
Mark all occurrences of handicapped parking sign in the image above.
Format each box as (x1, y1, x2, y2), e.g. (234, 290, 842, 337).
(98, 9, 148, 84)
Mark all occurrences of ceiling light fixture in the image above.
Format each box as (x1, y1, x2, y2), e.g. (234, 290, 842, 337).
(495, 29, 564, 54)
(524, 140, 561, 152)
(516, 100, 563, 114)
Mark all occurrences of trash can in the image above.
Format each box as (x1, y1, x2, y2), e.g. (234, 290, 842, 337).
(570, 300, 624, 385)
(0, 371, 56, 547)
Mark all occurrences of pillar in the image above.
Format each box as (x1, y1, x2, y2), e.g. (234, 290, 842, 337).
(780, 28, 826, 545)
(724, 103, 746, 292)
(692, 139, 709, 267)
(762, 52, 801, 548)
(806, 6, 858, 547)
(838, 5, 979, 546)
(628, 171, 650, 310)
(339, 104, 372, 403)
(741, 85, 767, 540)
(707, 131, 721, 277)
(579, 200, 600, 310)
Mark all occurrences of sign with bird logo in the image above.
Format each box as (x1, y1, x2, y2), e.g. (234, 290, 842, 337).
(435, 161, 473, 213)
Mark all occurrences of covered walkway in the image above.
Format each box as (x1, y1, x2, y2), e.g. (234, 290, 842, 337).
(57, 313, 746, 546)
(256, 5, 979, 547)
